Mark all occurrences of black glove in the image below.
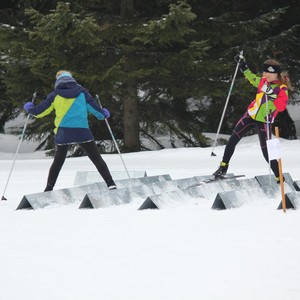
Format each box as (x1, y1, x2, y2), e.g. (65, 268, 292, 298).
(234, 53, 248, 73)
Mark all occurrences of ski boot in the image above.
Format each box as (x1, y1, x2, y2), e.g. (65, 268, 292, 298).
(212, 162, 229, 178)
(106, 178, 117, 190)
(275, 176, 285, 184)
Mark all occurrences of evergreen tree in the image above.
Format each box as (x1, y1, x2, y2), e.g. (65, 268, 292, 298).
(134, 1, 211, 148)
(74, 0, 211, 151)
(1, 0, 211, 152)
(1, 0, 299, 152)
(1, 2, 107, 148)
(0, 0, 58, 134)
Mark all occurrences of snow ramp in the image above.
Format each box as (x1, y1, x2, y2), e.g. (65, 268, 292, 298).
(138, 176, 252, 210)
(79, 177, 199, 209)
(139, 174, 298, 210)
(16, 174, 171, 210)
(17, 172, 299, 211)
(278, 191, 300, 210)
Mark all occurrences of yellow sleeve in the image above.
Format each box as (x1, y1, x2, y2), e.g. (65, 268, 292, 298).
(243, 69, 261, 88)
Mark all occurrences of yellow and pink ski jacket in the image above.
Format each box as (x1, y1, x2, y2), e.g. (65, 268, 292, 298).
(244, 69, 288, 123)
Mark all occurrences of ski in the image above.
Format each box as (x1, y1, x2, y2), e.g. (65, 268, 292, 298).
(186, 174, 245, 188)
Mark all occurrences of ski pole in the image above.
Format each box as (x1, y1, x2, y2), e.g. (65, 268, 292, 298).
(1, 92, 37, 201)
(210, 50, 243, 156)
(95, 94, 131, 180)
(265, 94, 272, 184)
(275, 127, 286, 213)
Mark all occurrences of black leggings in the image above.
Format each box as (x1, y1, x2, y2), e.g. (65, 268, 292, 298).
(222, 112, 279, 177)
(46, 141, 112, 188)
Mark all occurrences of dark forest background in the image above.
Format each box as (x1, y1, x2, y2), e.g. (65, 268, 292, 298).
(0, 0, 299, 154)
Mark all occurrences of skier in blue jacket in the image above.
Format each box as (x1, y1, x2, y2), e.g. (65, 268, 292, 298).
(24, 70, 117, 191)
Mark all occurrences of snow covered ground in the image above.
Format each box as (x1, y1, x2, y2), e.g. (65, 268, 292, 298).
(0, 132, 300, 300)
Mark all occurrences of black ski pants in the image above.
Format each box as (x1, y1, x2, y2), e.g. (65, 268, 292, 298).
(45, 141, 112, 190)
(222, 112, 280, 177)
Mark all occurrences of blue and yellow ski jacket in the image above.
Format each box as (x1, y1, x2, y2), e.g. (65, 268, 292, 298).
(27, 78, 106, 145)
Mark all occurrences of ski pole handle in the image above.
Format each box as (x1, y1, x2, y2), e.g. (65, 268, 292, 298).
(237, 50, 244, 65)
(32, 92, 37, 103)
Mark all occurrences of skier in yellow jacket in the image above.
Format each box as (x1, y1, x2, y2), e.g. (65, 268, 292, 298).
(213, 55, 292, 182)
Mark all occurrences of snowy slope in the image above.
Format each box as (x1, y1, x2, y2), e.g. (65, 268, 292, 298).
(0, 133, 300, 300)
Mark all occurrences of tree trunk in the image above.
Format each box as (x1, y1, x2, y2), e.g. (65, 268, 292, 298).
(123, 80, 140, 152)
(121, 0, 135, 20)
(120, 0, 139, 152)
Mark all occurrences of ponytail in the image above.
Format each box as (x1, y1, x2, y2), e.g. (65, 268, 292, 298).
(279, 71, 293, 91)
